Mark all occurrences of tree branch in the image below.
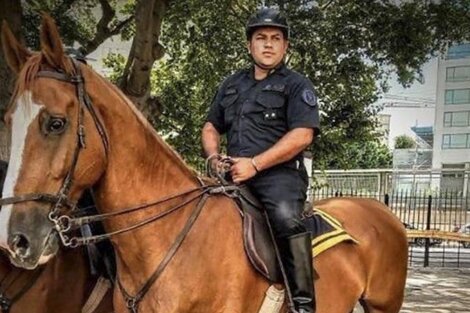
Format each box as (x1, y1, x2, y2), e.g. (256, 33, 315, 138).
(78, 0, 134, 55)
(119, 0, 169, 115)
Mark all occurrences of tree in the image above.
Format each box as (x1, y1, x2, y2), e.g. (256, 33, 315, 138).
(2, 0, 470, 169)
(394, 135, 417, 149)
(0, 0, 22, 117)
(117, 0, 168, 115)
(139, 0, 470, 168)
(327, 140, 392, 169)
(0, 0, 135, 116)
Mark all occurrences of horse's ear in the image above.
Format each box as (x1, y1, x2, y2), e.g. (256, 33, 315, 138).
(40, 13, 70, 70)
(1, 21, 31, 73)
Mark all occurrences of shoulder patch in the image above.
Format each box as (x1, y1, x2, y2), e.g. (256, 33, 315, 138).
(302, 89, 317, 107)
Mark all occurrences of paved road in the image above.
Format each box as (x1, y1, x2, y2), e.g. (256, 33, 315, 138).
(354, 267, 470, 312)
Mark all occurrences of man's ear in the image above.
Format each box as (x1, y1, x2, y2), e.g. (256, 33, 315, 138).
(246, 40, 251, 54)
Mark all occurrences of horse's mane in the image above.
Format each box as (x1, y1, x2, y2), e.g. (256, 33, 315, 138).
(86, 67, 199, 180)
(10, 53, 198, 180)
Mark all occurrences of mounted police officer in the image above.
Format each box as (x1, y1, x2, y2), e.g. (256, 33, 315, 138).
(201, 7, 319, 313)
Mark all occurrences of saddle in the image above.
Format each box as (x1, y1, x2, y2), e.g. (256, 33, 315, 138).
(224, 185, 358, 284)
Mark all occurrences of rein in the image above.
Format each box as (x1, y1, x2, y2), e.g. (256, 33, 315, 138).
(60, 186, 210, 247)
(119, 192, 211, 313)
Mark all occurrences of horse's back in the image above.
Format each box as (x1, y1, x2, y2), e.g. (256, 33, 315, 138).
(314, 197, 408, 313)
(315, 197, 407, 254)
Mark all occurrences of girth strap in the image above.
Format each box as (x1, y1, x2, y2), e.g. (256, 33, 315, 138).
(81, 277, 112, 313)
(118, 193, 210, 313)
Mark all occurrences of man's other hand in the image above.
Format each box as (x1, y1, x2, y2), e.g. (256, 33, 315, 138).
(230, 157, 257, 184)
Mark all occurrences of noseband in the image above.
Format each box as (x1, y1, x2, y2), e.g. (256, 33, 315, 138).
(0, 58, 109, 246)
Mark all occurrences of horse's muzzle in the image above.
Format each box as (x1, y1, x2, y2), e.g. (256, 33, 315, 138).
(9, 233, 32, 259)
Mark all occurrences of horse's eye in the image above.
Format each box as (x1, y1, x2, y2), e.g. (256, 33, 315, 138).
(47, 117, 67, 134)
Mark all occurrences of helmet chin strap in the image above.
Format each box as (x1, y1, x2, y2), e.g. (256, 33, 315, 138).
(252, 57, 282, 75)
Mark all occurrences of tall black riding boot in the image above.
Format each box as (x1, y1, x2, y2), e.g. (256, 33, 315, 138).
(280, 232, 316, 313)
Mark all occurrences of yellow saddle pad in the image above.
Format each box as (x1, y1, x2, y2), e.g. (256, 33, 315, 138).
(309, 208, 359, 257)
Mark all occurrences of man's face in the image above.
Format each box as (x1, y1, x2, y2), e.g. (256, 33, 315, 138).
(248, 27, 288, 69)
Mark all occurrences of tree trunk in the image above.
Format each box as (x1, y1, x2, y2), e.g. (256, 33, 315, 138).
(118, 0, 167, 118)
(0, 0, 23, 160)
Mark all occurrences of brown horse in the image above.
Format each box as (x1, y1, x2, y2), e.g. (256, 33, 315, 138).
(0, 16, 407, 313)
(0, 160, 114, 313)
(0, 248, 114, 313)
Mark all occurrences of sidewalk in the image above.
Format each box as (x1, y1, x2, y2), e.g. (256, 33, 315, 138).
(401, 267, 470, 313)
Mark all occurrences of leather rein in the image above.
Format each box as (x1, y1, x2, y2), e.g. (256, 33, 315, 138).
(0, 57, 237, 313)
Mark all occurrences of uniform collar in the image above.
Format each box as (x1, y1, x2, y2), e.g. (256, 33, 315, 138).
(247, 62, 288, 80)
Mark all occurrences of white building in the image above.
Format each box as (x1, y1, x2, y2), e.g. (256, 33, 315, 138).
(377, 114, 391, 145)
(433, 43, 470, 170)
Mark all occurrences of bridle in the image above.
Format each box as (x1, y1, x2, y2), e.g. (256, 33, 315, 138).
(0, 56, 236, 313)
(0, 58, 109, 247)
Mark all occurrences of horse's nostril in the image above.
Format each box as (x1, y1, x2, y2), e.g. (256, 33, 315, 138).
(10, 234, 31, 258)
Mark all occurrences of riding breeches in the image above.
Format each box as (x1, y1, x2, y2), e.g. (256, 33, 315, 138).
(247, 164, 309, 239)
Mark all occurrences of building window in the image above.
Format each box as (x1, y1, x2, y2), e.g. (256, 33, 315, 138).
(442, 133, 470, 149)
(447, 43, 470, 60)
(444, 111, 470, 127)
(445, 89, 470, 104)
(446, 66, 470, 82)
(442, 163, 466, 169)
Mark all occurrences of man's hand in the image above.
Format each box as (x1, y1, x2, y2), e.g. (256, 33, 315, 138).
(208, 154, 232, 175)
(230, 157, 257, 184)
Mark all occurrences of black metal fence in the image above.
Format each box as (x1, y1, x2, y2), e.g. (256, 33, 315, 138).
(311, 188, 470, 268)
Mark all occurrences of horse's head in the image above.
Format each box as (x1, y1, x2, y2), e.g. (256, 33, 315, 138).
(0, 16, 107, 269)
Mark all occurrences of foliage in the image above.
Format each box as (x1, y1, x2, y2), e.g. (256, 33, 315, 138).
(21, 0, 134, 53)
(102, 52, 126, 83)
(394, 135, 417, 149)
(6, 0, 470, 170)
(139, 0, 469, 168)
(327, 140, 392, 169)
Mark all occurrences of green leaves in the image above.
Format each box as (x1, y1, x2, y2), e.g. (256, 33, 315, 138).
(113, 0, 469, 169)
(394, 135, 417, 149)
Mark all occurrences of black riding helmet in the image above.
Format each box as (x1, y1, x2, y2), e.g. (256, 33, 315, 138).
(246, 7, 289, 40)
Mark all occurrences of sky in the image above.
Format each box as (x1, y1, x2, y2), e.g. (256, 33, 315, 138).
(378, 58, 438, 148)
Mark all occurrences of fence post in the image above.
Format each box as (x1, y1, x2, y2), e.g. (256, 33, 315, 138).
(384, 193, 389, 207)
(424, 195, 432, 267)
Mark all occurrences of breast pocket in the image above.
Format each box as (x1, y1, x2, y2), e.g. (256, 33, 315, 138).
(253, 91, 286, 127)
(221, 88, 239, 126)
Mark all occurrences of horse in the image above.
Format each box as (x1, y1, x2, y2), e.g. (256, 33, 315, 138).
(0, 16, 407, 313)
(0, 160, 114, 313)
(0, 246, 114, 313)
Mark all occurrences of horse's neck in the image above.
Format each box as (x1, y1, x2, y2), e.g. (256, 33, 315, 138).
(85, 70, 199, 282)
(87, 72, 198, 206)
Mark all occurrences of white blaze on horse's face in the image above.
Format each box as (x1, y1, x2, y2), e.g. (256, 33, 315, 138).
(0, 92, 43, 250)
